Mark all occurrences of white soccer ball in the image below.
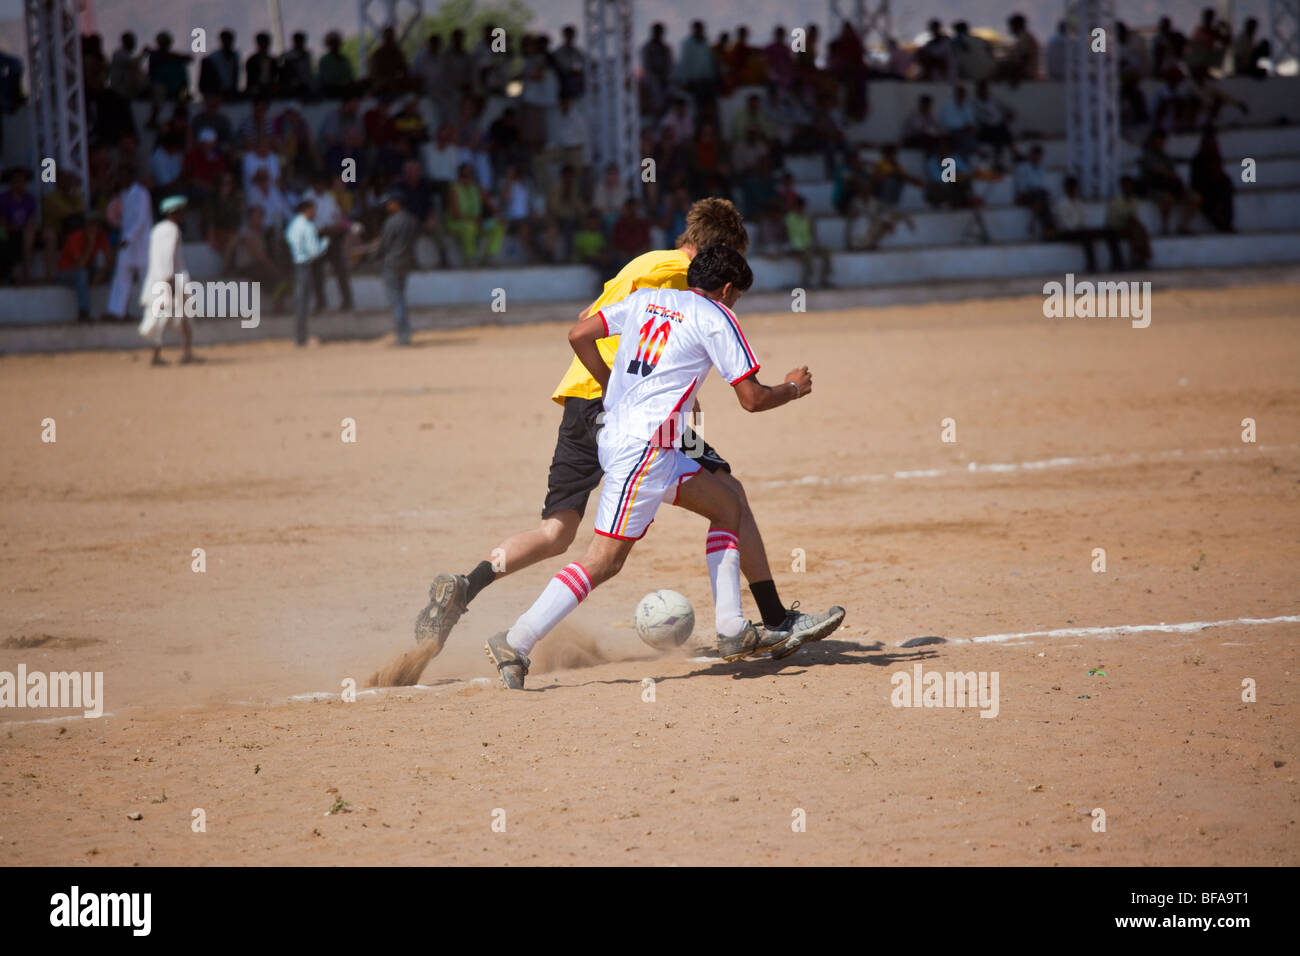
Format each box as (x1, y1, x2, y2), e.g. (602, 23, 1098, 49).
(634, 589, 695, 651)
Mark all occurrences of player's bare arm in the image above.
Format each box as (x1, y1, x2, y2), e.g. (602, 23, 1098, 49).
(733, 366, 813, 412)
(567, 313, 612, 392)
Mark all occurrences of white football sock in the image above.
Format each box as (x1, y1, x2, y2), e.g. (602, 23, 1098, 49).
(506, 562, 592, 656)
(705, 529, 746, 637)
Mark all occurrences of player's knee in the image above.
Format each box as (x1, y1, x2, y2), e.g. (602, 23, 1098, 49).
(540, 516, 578, 556)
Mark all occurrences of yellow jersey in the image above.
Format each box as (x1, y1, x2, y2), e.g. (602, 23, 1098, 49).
(550, 249, 691, 404)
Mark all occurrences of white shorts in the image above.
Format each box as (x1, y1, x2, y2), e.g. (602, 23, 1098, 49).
(595, 433, 702, 540)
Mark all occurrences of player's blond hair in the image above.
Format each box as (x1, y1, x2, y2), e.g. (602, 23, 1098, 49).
(677, 198, 749, 255)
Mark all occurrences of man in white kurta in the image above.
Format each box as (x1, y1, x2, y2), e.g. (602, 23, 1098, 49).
(106, 172, 153, 319)
(137, 195, 194, 365)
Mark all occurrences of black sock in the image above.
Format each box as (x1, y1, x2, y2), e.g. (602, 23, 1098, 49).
(749, 580, 788, 628)
(465, 560, 497, 603)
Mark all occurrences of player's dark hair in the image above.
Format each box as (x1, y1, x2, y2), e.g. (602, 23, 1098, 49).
(687, 245, 753, 294)
(677, 197, 749, 255)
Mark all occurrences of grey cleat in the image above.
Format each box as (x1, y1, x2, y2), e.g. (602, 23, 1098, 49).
(769, 603, 846, 660)
(484, 631, 530, 690)
(414, 573, 470, 651)
(717, 621, 791, 662)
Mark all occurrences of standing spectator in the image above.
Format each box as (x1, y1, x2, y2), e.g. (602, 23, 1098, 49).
(137, 195, 193, 365)
(413, 33, 443, 101)
(1106, 175, 1151, 268)
(1117, 22, 1151, 127)
(1190, 127, 1234, 232)
(0, 167, 38, 283)
(1151, 66, 1198, 133)
(917, 20, 955, 82)
(41, 173, 86, 280)
(901, 94, 941, 151)
(1012, 144, 1054, 236)
(274, 102, 319, 185)
(281, 32, 315, 99)
(972, 79, 1015, 170)
(146, 32, 193, 130)
(105, 168, 153, 319)
(303, 171, 355, 310)
(58, 212, 112, 322)
(369, 27, 412, 98)
(1187, 8, 1231, 73)
(184, 128, 226, 232)
(149, 128, 187, 203)
(765, 26, 796, 90)
(284, 198, 329, 346)
(729, 26, 767, 88)
(939, 84, 978, 159)
(199, 30, 240, 98)
(676, 21, 719, 118)
(999, 14, 1039, 84)
(1150, 17, 1185, 78)
(372, 192, 417, 344)
(1052, 175, 1123, 271)
(318, 32, 356, 98)
(1138, 130, 1201, 233)
(785, 195, 831, 288)
(1233, 19, 1269, 77)
(226, 204, 289, 312)
(1044, 21, 1068, 81)
(641, 23, 674, 118)
(554, 25, 586, 101)
(952, 21, 996, 82)
(828, 22, 869, 121)
(109, 32, 149, 101)
(246, 33, 280, 100)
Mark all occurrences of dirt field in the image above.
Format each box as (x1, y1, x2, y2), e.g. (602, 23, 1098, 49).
(2, 283, 1298, 866)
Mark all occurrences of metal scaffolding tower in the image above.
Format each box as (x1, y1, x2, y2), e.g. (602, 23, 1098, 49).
(584, 0, 638, 188)
(1063, 0, 1119, 200)
(23, 0, 88, 202)
(357, 0, 425, 67)
(1270, 0, 1300, 70)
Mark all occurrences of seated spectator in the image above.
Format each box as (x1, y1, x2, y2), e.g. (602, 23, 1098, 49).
(245, 166, 292, 232)
(446, 162, 503, 266)
(939, 84, 978, 159)
(832, 149, 872, 248)
(729, 93, 773, 144)
(952, 21, 996, 82)
(1151, 66, 1198, 133)
(57, 212, 112, 321)
(318, 32, 357, 98)
(497, 164, 536, 261)
(549, 96, 591, 179)
(242, 135, 282, 192)
(192, 94, 234, 152)
(1188, 64, 1249, 127)
(150, 132, 186, 207)
(972, 79, 1015, 170)
(145, 32, 192, 129)
(924, 139, 1000, 237)
(572, 210, 613, 272)
(237, 98, 275, 150)
(1052, 175, 1123, 271)
(785, 195, 831, 288)
(1105, 175, 1151, 268)
(319, 97, 363, 154)
(1233, 18, 1270, 78)
(732, 127, 773, 218)
(591, 162, 632, 229)
(1187, 8, 1230, 73)
(658, 97, 695, 144)
(609, 198, 652, 260)
(183, 128, 227, 232)
(246, 33, 279, 99)
(397, 159, 435, 229)
(420, 122, 461, 211)
(1138, 130, 1201, 233)
(546, 163, 587, 260)
(41, 173, 86, 280)
(1190, 127, 1234, 232)
(1117, 22, 1151, 128)
(1012, 144, 1054, 236)
(226, 203, 289, 312)
(901, 94, 941, 152)
(862, 143, 922, 249)
(206, 171, 243, 256)
(998, 14, 1039, 84)
(274, 103, 318, 184)
(687, 121, 730, 196)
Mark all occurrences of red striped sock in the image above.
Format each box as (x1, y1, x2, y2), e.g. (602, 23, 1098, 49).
(506, 562, 592, 656)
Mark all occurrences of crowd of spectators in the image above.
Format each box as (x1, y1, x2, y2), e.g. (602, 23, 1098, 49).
(0, 8, 1280, 316)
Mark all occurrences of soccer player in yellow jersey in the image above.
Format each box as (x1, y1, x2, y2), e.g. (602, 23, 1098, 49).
(415, 199, 844, 661)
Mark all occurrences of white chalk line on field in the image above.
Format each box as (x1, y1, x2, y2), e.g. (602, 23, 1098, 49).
(0, 711, 114, 726)
(948, 613, 1300, 645)
(756, 443, 1298, 489)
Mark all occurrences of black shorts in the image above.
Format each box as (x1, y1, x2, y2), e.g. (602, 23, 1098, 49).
(541, 396, 731, 518)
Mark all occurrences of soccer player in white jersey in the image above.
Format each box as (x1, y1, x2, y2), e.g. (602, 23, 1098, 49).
(484, 246, 817, 689)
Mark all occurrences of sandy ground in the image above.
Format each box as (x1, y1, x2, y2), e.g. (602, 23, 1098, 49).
(1, 284, 1297, 866)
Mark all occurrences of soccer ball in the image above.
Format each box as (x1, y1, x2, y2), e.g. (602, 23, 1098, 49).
(634, 590, 695, 651)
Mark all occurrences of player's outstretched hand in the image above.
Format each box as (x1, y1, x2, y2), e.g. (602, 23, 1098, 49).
(785, 366, 812, 398)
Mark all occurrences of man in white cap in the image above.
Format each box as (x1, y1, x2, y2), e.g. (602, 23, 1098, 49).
(138, 194, 194, 365)
(105, 167, 153, 321)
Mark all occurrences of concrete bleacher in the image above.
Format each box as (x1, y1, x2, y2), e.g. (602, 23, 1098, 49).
(1, 77, 1298, 337)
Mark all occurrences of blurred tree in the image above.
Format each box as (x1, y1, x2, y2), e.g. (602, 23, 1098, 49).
(342, 0, 536, 68)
